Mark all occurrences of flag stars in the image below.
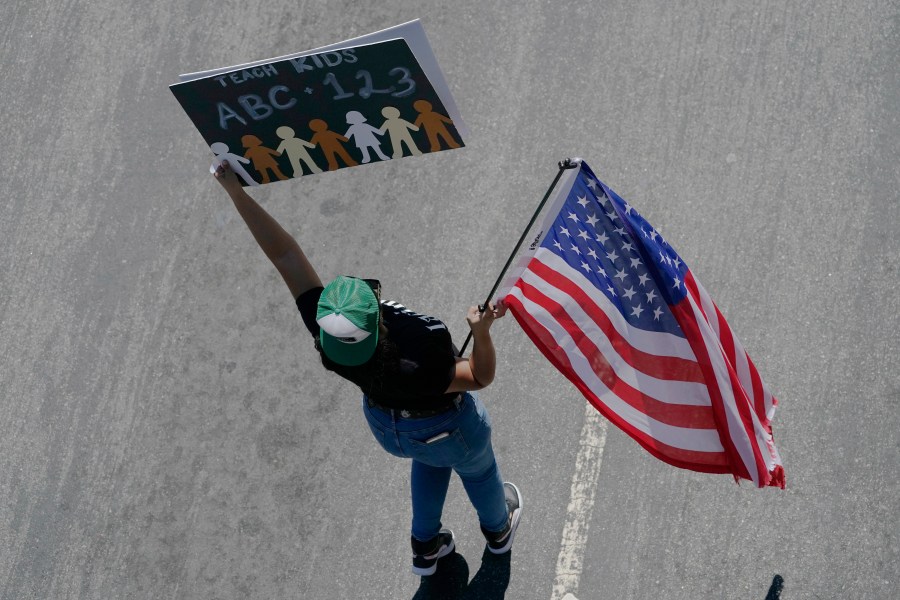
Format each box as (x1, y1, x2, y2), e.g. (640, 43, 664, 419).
(534, 172, 695, 338)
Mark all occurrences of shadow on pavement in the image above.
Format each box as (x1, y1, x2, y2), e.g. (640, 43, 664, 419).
(765, 575, 784, 599)
(412, 548, 511, 600)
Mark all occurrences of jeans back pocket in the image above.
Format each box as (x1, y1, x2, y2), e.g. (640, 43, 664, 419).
(406, 429, 470, 467)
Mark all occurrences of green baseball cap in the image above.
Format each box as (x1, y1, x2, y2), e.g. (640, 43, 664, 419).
(316, 276, 380, 366)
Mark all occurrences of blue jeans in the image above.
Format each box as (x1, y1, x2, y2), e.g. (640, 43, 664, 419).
(362, 392, 508, 542)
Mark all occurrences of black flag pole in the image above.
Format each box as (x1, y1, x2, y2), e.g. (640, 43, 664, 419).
(458, 158, 581, 357)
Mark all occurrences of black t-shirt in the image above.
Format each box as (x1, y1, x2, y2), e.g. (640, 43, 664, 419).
(296, 287, 458, 409)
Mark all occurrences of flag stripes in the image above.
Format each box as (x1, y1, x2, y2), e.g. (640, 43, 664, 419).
(507, 255, 723, 442)
(682, 272, 783, 486)
(506, 290, 732, 472)
(499, 160, 784, 487)
(518, 256, 713, 408)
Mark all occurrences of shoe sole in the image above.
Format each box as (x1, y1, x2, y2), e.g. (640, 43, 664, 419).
(411, 532, 456, 577)
(487, 482, 523, 555)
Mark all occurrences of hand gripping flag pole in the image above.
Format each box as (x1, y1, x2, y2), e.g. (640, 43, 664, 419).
(458, 158, 581, 357)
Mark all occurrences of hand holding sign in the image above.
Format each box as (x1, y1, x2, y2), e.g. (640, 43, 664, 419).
(209, 142, 258, 187)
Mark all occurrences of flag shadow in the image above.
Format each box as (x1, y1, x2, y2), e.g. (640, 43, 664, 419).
(765, 575, 784, 599)
(411, 548, 511, 600)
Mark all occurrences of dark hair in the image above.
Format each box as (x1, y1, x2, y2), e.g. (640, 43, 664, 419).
(318, 335, 402, 396)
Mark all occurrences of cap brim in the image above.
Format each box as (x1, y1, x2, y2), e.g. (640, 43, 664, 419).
(319, 329, 379, 367)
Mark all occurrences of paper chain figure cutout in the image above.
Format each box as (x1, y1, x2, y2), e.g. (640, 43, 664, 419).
(209, 102, 460, 183)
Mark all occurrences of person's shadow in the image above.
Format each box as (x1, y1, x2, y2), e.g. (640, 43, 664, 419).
(765, 575, 784, 599)
(411, 548, 511, 600)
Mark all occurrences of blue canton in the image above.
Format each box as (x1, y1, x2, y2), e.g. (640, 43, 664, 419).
(539, 163, 690, 337)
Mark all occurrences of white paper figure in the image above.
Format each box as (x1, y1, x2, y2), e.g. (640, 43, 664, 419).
(344, 111, 390, 164)
(209, 142, 259, 186)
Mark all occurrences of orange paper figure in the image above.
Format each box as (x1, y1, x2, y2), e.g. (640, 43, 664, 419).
(412, 100, 461, 152)
(344, 111, 390, 164)
(379, 106, 422, 159)
(309, 119, 358, 171)
(210, 142, 258, 186)
(275, 126, 322, 177)
(241, 134, 288, 184)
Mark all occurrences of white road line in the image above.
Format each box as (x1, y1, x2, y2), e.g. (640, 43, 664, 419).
(550, 403, 608, 600)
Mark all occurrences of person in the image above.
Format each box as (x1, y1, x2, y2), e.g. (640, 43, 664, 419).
(240, 134, 288, 183)
(412, 100, 461, 152)
(212, 161, 522, 577)
(379, 106, 423, 159)
(274, 126, 323, 177)
(308, 118, 358, 171)
(343, 110, 390, 163)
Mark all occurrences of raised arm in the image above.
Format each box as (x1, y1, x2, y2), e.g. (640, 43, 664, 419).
(445, 302, 506, 393)
(213, 161, 322, 298)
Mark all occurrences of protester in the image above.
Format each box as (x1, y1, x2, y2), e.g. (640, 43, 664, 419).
(212, 161, 522, 576)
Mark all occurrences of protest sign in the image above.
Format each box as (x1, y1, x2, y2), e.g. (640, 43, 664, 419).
(170, 21, 466, 186)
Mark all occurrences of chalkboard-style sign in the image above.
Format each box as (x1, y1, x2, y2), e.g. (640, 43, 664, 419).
(170, 22, 466, 186)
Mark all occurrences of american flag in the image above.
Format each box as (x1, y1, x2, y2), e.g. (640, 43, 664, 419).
(499, 161, 784, 488)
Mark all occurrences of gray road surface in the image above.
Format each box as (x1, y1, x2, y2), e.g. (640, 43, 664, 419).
(1, 1, 897, 599)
